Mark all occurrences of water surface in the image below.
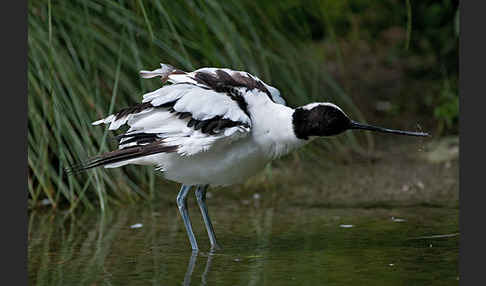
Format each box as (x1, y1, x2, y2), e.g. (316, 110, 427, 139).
(28, 199, 458, 285)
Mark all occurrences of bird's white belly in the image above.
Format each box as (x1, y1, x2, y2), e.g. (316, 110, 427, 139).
(154, 138, 270, 186)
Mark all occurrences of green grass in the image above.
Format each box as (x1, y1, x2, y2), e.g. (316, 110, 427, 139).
(27, 0, 412, 211)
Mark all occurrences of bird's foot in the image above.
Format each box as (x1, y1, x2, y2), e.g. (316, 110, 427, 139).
(210, 243, 222, 251)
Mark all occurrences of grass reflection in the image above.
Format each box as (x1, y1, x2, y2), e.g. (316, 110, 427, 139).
(29, 201, 458, 285)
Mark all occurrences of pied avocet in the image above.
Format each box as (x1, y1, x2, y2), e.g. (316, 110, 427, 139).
(72, 64, 428, 251)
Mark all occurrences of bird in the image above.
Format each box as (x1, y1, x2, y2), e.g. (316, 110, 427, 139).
(71, 63, 429, 251)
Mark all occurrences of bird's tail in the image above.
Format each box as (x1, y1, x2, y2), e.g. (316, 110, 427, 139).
(65, 143, 178, 175)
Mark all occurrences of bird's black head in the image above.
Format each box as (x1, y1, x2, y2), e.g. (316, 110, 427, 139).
(292, 103, 429, 140)
(292, 103, 351, 139)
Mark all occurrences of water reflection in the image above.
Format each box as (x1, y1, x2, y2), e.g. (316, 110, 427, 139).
(182, 250, 215, 286)
(28, 203, 459, 285)
(182, 205, 274, 285)
(183, 251, 197, 285)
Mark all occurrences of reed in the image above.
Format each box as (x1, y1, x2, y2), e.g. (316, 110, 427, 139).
(28, 0, 365, 210)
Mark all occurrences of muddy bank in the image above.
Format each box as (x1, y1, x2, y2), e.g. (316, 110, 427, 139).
(200, 136, 459, 210)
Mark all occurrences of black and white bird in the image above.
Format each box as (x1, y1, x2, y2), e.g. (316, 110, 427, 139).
(74, 64, 428, 251)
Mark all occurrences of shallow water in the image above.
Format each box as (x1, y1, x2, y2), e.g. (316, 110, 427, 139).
(28, 199, 458, 285)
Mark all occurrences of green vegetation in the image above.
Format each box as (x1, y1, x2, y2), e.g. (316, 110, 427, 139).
(28, 0, 458, 211)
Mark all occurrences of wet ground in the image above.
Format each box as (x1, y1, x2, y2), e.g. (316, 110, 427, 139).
(28, 137, 459, 285)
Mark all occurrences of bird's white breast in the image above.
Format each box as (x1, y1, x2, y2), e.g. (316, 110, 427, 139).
(158, 136, 268, 186)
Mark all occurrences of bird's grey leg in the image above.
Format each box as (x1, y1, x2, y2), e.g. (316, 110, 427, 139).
(176, 185, 198, 251)
(195, 185, 222, 250)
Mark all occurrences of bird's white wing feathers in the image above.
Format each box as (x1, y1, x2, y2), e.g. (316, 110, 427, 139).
(93, 70, 254, 157)
(143, 84, 250, 124)
(92, 64, 287, 160)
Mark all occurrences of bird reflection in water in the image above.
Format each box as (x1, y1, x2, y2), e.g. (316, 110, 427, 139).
(183, 250, 215, 286)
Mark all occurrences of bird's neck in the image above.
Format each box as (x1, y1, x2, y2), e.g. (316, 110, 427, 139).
(250, 103, 310, 159)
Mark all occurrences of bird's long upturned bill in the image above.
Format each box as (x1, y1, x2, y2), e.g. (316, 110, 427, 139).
(350, 121, 429, 137)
